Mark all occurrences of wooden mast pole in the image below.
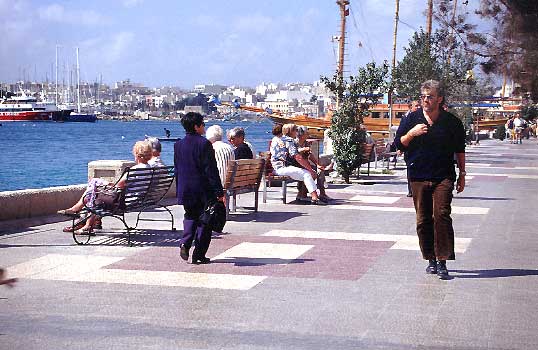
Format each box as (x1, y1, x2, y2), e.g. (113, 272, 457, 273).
(388, 0, 400, 137)
(336, 0, 349, 107)
(426, 0, 433, 36)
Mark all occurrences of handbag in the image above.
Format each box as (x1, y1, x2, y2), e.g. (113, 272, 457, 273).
(93, 185, 124, 211)
(199, 200, 226, 233)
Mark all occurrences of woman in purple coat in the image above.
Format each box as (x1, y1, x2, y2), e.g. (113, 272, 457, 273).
(174, 112, 224, 264)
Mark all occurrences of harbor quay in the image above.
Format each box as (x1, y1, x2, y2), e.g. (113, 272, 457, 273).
(1, 138, 538, 350)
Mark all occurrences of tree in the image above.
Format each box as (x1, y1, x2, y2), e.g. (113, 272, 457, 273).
(393, 29, 475, 103)
(434, 0, 538, 100)
(321, 61, 389, 183)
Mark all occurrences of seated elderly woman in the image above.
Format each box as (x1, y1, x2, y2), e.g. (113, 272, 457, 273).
(295, 125, 331, 202)
(270, 123, 327, 205)
(57, 141, 153, 234)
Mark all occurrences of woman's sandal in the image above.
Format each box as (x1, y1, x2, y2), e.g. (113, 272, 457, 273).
(57, 209, 80, 217)
(74, 227, 95, 236)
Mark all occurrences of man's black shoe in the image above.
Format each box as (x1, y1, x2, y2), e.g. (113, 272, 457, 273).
(180, 244, 189, 261)
(437, 260, 449, 280)
(426, 259, 437, 274)
(192, 256, 211, 265)
(406, 193, 413, 197)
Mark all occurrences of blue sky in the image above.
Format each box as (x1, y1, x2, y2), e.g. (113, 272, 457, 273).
(1, 0, 485, 89)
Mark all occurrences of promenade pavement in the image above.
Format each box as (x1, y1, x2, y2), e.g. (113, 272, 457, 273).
(1, 138, 538, 350)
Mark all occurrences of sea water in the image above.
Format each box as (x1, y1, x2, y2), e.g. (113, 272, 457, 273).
(0, 119, 273, 192)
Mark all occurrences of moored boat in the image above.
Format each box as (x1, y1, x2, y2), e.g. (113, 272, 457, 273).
(0, 95, 53, 121)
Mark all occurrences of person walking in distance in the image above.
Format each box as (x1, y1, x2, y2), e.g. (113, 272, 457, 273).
(394, 80, 466, 280)
(174, 112, 224, 264)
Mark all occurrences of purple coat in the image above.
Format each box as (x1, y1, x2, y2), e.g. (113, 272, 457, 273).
(174, 133, 224, 206)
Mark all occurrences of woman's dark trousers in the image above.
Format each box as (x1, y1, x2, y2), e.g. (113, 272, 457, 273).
(180, 200, 212, 258)
(410, 178, 455, 261)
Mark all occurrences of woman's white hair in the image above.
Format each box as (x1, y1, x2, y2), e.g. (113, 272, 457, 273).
(206, 124, 223, 143)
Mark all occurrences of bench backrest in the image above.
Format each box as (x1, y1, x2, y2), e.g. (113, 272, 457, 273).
(123, 165, 175, 210)
(374, 139, 389, 156)
(359, 143, 375, 163)
(224, 159, 265, 193)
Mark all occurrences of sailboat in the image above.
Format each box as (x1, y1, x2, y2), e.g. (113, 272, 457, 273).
(66, 47, 97, 122)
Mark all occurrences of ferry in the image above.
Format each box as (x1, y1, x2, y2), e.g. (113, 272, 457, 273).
(0, 95, 54, 121)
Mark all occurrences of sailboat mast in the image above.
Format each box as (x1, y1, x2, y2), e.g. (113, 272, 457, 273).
(336, 0, 349, 108)
(388, 0, 400, 135)
(76, 47, 81, 114)
(336, 0, 349, 81)
(426, 0, 433, 36)
(55, 45, 59, 105)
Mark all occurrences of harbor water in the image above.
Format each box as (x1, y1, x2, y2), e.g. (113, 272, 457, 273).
(0, 119, 274, 192)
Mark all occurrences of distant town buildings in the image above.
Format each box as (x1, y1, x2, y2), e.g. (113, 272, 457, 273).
(1, 77, 339, 119)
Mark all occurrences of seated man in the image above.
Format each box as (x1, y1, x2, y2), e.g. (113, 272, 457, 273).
(228, 127, 254, 159)
(206, 124, 235, 187)
(270, 123, 327, 205)
(146, 137, 166, 167)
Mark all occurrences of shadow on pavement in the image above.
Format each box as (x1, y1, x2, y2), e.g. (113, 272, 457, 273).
(228, 211, 304, 223)
(452, 268, 538, 278)
(454, 196, 514, 201)
(211, 257, 315, 267)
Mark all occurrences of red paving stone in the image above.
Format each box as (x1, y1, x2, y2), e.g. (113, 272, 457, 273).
(106, 235, 395, 281)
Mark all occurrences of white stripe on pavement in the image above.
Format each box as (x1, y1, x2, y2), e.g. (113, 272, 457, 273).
(264, 229, 472, 253)
(7, 254, 266, 290)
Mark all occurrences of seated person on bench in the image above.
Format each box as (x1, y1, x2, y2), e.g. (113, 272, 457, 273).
(57, 141, 153, 234)
(270, 123, 327, 205)
(295, 125, 331, 202)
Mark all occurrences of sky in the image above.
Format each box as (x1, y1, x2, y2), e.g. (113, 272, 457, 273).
(0, 0, 486, 89)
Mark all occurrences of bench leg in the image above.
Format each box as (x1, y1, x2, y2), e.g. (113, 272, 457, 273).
(232, 194, 237, 212)
(225, 194, 231, 220)
(254, 189, 259, 212)
(374, 154, 378, 169)
(281, 180, 288, 204)
(262, 174, 267, 203)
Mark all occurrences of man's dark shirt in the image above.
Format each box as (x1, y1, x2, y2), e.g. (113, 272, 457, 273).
(234, 142, 253, 160)
(394, 109, 465, 181)
(174, 132, 224, 206)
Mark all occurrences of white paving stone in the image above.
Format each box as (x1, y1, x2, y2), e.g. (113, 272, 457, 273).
(331, 205, 489, 215)
(349, 195, 401, 204)
(263, 230, 472, 253)
(7, 254, 266, 290)
(213, 242, 314, 261)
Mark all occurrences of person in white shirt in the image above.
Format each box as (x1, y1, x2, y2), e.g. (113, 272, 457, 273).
(513, 114, 524, 144)
(206, 125, 235, 186)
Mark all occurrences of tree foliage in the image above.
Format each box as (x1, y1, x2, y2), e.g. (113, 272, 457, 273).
(434, 0, 538, 100)
(321, 61, 389, 183)
(392, 29, 476, 103)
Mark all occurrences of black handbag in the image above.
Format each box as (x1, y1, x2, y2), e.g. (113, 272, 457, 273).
(94, 186, 123, 211)
(199, 200, 226, 233)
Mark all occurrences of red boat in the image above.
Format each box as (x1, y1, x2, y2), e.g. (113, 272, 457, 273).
(0, 95, 53, 121)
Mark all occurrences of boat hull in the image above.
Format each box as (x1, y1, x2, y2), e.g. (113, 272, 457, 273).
(0, 111, 53, 121)
(66, 113, 97, 122)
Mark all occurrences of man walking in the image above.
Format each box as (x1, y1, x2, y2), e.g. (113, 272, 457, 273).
(394, 80, 466, 279)
(174, 112, 224, 264)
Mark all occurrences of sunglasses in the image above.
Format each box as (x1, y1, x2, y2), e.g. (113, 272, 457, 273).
(420, 95, 436, 100)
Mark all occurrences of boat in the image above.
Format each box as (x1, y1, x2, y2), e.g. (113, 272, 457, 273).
(0, 95, 53, 121)
(65, 47, 97, 123)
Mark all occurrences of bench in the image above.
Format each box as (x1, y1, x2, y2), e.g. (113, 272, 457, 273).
(374, 139, 397, 169)
(224, 158, 266, 219)
(70, 165, 175, 245)
(260, 152, 297, 204)
(356, 142, 375, 178)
